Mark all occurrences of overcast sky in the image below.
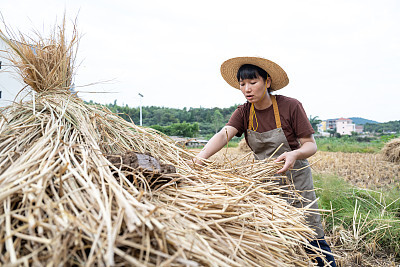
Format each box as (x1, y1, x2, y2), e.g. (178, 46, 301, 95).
(1, 0, 399, 122)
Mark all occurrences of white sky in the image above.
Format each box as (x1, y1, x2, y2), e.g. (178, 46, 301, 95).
(1, 0, 399, 122)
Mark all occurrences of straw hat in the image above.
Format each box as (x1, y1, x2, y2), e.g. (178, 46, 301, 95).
(220, 56, 289, 91)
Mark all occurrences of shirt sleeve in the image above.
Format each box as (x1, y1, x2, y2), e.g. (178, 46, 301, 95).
(226, 105, 246, 137)
(291, 101, 315, 138)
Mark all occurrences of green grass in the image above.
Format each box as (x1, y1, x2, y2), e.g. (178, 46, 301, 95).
(200, 135, 242, 148)
(315, 134, 399, 153)
(316, 138, 380, 153)
(313, 173, 400, 256)
(225, 138, 240, 148)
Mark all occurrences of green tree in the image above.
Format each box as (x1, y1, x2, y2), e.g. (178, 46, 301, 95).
(149, 122, 199, 137)
(212, 110, 224, 133)
(87, 101, 244, 136)
(309, 115, 321, 132)
(364, 120, 400, 133)
(327, 129, 336, 138)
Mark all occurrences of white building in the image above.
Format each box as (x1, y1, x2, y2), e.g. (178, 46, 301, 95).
(336, 118, 356, 135)
(0, 38, 27, 108)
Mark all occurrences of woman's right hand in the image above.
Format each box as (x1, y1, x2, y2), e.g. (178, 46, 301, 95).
(187, 157, 205, 166)
(186, 126, 238, 168)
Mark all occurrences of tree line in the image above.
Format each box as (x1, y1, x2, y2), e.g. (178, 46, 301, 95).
(86, 100, 400, 137)
(363, 120, 400, 133)
(87, 100, 238, 138)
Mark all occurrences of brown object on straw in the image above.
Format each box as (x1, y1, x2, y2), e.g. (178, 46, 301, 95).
(106, 151, 177, 189)
(0, 18, 328, 266)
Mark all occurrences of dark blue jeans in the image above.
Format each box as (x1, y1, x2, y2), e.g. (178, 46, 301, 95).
(305, 237, 337, 266)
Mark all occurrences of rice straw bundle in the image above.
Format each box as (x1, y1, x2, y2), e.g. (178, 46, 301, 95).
(381, 138, 400, 163)
(238, 138, 251, 153)
(0, 19, 326, 266)
(0, 16, 76, 93)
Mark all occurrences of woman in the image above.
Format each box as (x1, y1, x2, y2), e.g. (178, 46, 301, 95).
(194, 57, 336, 266)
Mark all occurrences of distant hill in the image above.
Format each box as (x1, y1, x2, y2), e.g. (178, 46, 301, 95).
(349, 117, 379, 125)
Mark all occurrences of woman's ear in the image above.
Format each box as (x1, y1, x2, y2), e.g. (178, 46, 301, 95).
(267, 77, 272, 88)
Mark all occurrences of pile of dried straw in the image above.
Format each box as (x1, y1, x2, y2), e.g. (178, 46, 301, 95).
(381, 138, 400, 163)
(0, 19, 326, 266)
(238, 138, 251, 152)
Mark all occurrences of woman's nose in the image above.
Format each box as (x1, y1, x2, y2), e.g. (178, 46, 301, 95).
(244, 84, 251, 92)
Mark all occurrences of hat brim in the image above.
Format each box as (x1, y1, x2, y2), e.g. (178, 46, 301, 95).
(220, 57, 289, 91)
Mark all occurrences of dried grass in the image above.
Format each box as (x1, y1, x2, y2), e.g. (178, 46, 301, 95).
(381, 138, 400, 164)
(0, 95, 326, 266)
(238, 138, 251, 153)
(0, 18, 329, 266)
(0, 15, 76, 94)
(310, 151, 400, 189)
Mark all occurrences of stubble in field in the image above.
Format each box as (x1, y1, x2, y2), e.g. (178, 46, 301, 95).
(310, 151, 400, 189)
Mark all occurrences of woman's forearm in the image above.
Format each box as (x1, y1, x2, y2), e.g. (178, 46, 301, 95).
(292, 140, 317, 160)
(195, 126, 238, 163)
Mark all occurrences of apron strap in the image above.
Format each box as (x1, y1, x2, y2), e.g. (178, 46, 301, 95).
(271, 95, 282, 129)
(247, 95, 281, 130)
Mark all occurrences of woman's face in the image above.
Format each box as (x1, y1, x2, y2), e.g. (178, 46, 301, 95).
(239, 75, 270, 103)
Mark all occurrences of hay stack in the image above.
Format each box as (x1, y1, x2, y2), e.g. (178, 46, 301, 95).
(0, 19, 326, 266)
(381, 138, 400, 163)
(238, 138, 252, 152)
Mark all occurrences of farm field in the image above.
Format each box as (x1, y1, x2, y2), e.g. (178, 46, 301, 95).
(310, 151, 400, 189)
(206, 147, 400, 267)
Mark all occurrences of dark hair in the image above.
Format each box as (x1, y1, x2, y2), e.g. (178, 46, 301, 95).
(237, 64, 269, 82)
(237, 64, 271, 93)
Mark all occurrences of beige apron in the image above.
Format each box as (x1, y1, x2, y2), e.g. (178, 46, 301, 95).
(246, 95, 324, 238)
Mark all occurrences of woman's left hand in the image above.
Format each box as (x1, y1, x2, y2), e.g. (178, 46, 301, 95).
(274, 151, 298, 174)
(274, 135, 317, 174)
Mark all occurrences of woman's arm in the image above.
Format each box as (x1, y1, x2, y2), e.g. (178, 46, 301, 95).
(274, 134, 317, 173)
(193, 126, 239, 165)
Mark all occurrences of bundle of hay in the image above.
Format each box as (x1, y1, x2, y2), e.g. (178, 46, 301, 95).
(0, 19, 326, 266)
(381, 138, 400, 163)
(238, 138, 251, 152)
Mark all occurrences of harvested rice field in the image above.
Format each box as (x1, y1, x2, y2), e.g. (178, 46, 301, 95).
(310, 151, 400, 189)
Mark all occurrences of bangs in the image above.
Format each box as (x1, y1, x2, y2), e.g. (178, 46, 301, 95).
(237, 64, 269, 81)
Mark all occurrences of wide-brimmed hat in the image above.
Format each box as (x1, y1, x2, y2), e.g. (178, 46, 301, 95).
(220, 56, 289, 91)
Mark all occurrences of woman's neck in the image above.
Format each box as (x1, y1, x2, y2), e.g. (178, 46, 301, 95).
(254, 93, 272, 110)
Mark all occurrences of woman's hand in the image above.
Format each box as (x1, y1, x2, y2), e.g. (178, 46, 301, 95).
(274, 134, 317, 174)
(274, 151, 298, 174)
(194, 126, 238, 162)
(186, 157, 205, 166)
